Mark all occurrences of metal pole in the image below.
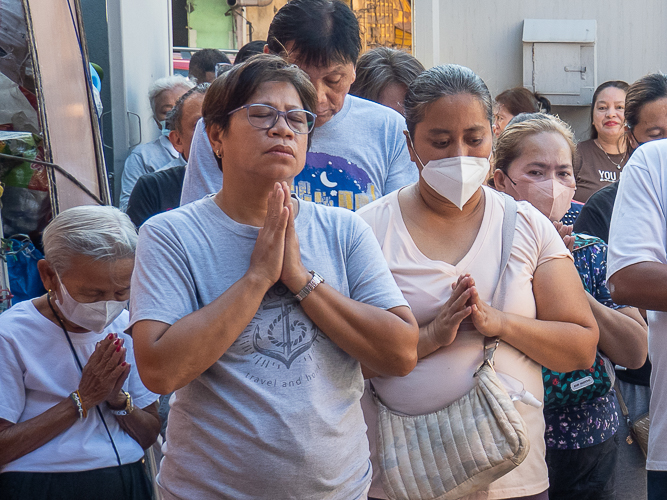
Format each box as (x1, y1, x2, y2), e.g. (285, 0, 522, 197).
(0, 206, 12, 313)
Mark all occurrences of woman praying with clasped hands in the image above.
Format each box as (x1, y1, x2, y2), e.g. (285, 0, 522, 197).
(128, 55, 419, 500)
(360, 64, 599, 500)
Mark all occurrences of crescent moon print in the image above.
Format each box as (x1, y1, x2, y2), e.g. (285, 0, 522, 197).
(293, 152, 378, 210)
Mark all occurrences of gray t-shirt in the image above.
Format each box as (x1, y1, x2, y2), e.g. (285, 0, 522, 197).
(179, 95, 418, 208)
(129, 195, 408, 499)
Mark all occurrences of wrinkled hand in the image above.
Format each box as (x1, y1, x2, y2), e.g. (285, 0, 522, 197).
(279, 182, 311, 294)
(426, 274, 474, 347)
(468, 279, 507, 338)
(248, 182, 289, 289)
(78, 334, 129, 409)
(106, 344, 131, 409)
(553, 221, 575, 252)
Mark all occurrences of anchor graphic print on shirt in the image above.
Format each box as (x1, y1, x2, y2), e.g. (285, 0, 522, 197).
(233, 282, 325, 387)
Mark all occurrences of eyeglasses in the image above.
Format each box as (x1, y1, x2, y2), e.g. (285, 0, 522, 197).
(228, 104, 317, 134)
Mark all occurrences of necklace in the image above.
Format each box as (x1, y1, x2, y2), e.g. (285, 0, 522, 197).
(594, 139, 627, 170)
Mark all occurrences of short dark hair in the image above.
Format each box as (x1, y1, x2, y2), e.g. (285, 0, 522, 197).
(624, 73, 667, 152)
(189, 49, 231, 83)
(495, 87, 551, 116)
(350, 47, 425, 103)
(202, 54, 318, 161)
(404, 64, 493, 138)
(625, 73, 667, 130)
(166, 83, 209, 132)
(267, 0, 361, 67)
(589, 80, 629, 139)
(235, 40, 267, 65)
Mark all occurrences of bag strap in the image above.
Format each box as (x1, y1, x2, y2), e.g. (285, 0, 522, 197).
(614, 379, 633, 428)
(492, 194, 518, 310)
(483, 194, 518, 366)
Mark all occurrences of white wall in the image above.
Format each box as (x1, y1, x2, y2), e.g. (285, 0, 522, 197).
(107, 0, 173, 204)
(413, 0, 667, 140)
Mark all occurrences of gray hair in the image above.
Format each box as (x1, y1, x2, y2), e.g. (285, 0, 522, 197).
(404, 64, 493, 137)
(148, 75, 194, 118)
(166, 83, 209, 132)
(350, 47, 425, 103)
(43, 206, 138, 275)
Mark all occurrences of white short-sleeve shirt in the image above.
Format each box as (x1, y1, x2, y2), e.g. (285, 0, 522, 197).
(358, 186, 572, 499)
(0, 301, 158, 473)
(608, 138, 667, 470)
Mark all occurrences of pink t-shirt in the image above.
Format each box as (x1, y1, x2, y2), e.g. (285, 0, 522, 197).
(358, 186, 571, 499)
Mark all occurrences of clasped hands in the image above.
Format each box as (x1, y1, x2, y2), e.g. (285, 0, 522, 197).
(425, 274, 507, 348)
(78, 333, 131, 412)
(553, 221, 575, 252)
(248, 182, 311, 295)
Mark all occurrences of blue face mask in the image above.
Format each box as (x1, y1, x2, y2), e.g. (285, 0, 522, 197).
(159, 120, 171, 137)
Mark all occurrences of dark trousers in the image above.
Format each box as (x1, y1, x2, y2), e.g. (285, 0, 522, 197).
(0, 460, 151, 500)
(546, 434, 619, 500)
(648, 470, 667, 500)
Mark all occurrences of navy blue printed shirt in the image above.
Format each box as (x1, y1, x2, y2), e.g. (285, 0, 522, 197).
(544, 234, 621, 450)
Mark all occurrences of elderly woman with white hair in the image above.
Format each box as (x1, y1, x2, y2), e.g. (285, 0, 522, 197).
(0, 206, 160, 500)
(120, 75, 194, 211)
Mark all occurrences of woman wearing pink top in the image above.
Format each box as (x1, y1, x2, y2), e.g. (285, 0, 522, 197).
(359, 64, 599, 500)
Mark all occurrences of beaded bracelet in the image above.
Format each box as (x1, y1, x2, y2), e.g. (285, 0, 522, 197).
(70, 391, 87, 419)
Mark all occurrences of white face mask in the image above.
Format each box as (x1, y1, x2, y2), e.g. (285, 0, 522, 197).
(409, 133, 490, 210)
(55, 278, 127, 333)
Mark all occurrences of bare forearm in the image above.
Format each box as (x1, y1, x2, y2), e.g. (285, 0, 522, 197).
(417, 322, 448, 359)
(587, 294, 648, 369)
(609, 262, 667, 311)
(115, 403, 161, 450)
(300, 285, 418, 376)
(134, 273, 270, 393)
(499, 313, 598, 372)
(0, 399, 78, 466)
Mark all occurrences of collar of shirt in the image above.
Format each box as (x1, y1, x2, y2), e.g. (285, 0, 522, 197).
(159, 134, 180, 159)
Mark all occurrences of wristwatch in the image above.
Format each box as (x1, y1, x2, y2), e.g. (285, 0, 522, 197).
(295, 271, 325, 302)
(111, 391, 134, 416)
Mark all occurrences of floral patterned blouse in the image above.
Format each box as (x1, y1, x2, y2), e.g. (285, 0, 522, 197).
(544, 233, 621, 450)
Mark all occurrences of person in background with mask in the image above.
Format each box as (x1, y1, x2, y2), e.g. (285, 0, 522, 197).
(504, 112, 582, 229)
(0, 206, 160, 500)
(180, 0, 418, 210)
(359, 64, 599, 500)
(120, 75, 194, 211)
(127, 84, 208, 228)
(494, 114, 647, 500)
(349, 46, 424, 115)
(573, 81, 630, 204)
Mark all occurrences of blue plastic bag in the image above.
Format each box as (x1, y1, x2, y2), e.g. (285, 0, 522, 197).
(2, 237, 46, 304)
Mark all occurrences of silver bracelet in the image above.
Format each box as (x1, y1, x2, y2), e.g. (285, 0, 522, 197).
(295, 271, 325, 302)
(70, 392, 84, 420)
